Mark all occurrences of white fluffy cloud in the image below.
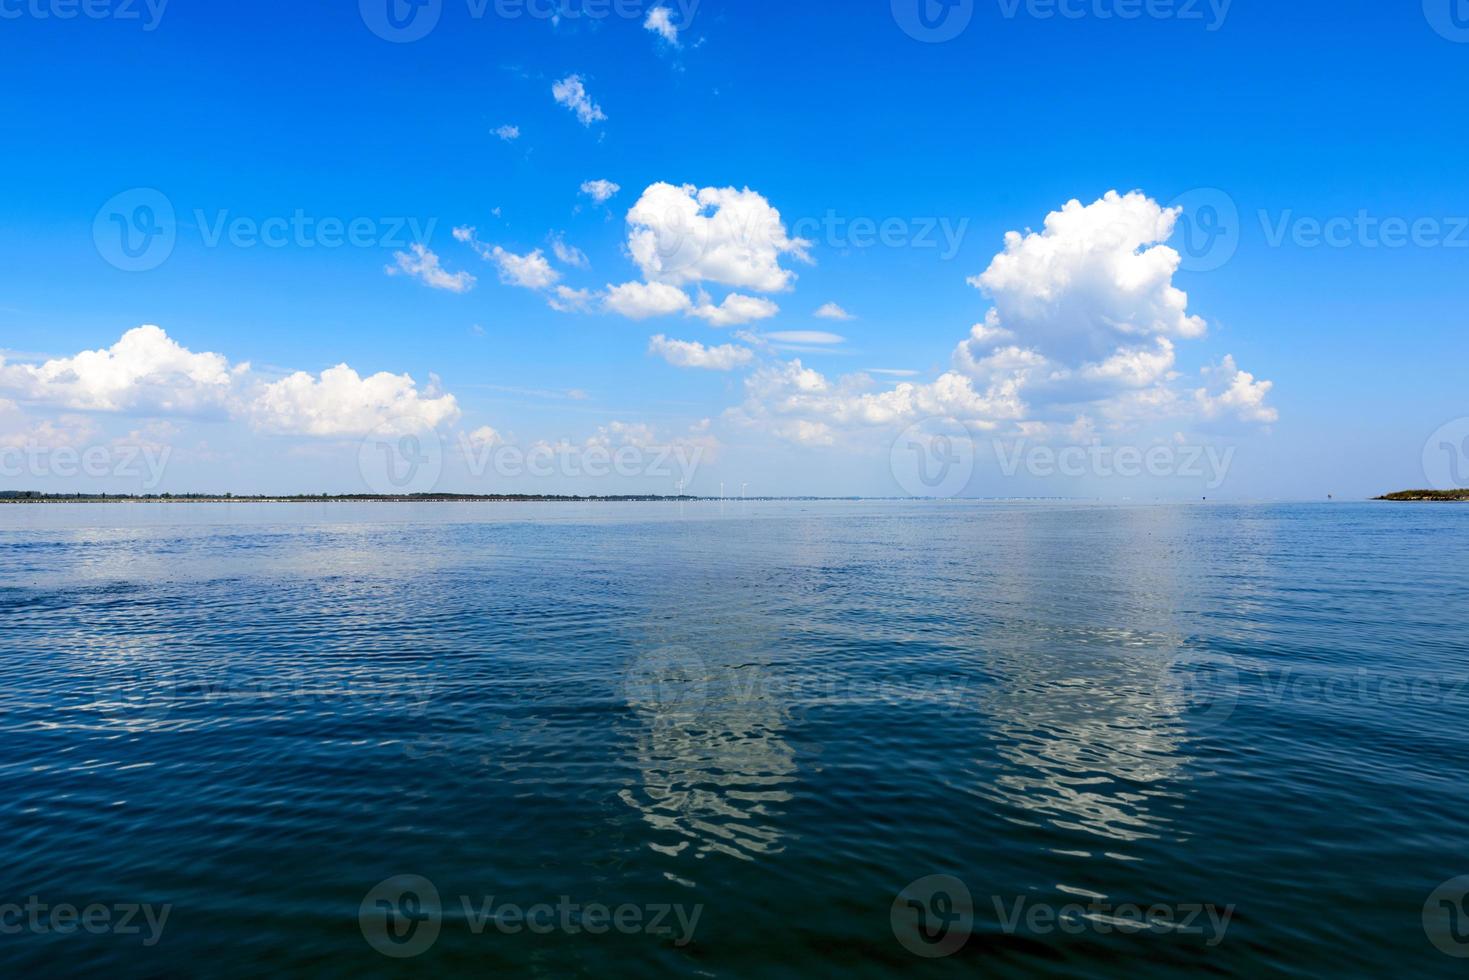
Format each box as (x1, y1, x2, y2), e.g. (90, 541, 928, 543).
(1195, 355, 1279, 424)
(495, 124, 520, 141)
(626, 182, 810, 292)
(247, 365, 461, 437)
(728, 359, 1024, 444)
(644, 5, 680, 44)
(730, 191, 1277, 447)
(949, 190, 1275, 432)
(0, 325, 241, 414)
(580, 179, 621, 204)
(455, 226, 563, 290)
(490, 246, 560, 289)
(690, 293, 779, 327)
(967, 190, 1205, 362)
(1, 326, 464, 441)
(649, 335, 754, 371)
(386, 244, 476, 293)
(814, 302, 854, 321)
(603, 281, 693, 319)
(552, 74, 607, 127)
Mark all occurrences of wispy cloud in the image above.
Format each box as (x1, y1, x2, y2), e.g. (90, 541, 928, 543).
(552, 74, 607, 127)
(386, 244, 476, 293)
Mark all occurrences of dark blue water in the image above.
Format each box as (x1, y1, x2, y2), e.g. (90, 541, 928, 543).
(1, 501, 1467, 977)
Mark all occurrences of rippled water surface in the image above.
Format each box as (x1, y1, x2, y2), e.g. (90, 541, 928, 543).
(2, 500, 1467, 977)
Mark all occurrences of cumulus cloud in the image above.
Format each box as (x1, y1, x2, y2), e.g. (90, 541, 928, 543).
(0, 326, 466, 442)
(603, 281, 693, 319)
(947, 190, 1275, 432)
(725, 192, 1277, 450)
(773, 419, 835, 447)
(580, 179, 621, 204)
(495, 124, 520, 141)
(455, 226, 562, 290)
(625, 182, 811, 292)
(728, 359, 1024, 445)
(489, 246, 560, 290)
(552, 74, 607, 127)
(648, 335, 754, 371)
(1195, 355, 1279, 425)
(644, 5, 680, 44)
(814, 302, 854, 321)
(247, 364, 460, 437)
(690, 293, 779, 327)
(967, 190, 1205, 362)
(0, 413, 101, 450)
(0, 325, 241, 415)
(386, 244, 476, 293)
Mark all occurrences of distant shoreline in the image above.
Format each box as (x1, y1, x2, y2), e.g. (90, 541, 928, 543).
(0, 493, 863, 504)
(4, 492, 1462, 505)
(1374, 490, 1469, 501)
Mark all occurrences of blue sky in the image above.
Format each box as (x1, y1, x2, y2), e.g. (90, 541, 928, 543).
(0, 0, 1466, 498)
